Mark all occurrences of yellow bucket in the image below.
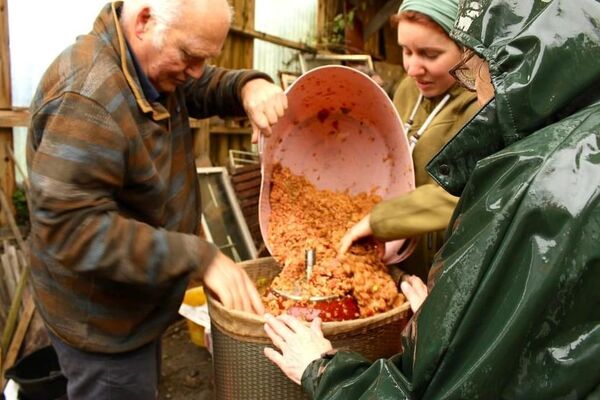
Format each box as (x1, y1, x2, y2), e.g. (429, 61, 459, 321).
(182, 286, 207, 347)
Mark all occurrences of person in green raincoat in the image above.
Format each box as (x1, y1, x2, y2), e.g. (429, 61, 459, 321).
(346, 0, 480, 281)
(263, 0, 600, 398)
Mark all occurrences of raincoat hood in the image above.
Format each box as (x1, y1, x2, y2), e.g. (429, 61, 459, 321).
(428, 0, 600, 196)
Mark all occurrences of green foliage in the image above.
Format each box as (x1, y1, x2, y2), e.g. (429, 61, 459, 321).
(12, 187, 29, 226)
(326, 0, 377, 46)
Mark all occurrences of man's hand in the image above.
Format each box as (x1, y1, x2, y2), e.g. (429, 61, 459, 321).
(241, 78, 288, 143)
(400, 275, 428, 313)
(338, 214, 373, 255)
(264, 314, 333, 385)
(203, 251, 265, 314)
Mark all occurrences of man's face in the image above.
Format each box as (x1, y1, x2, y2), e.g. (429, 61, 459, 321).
(136, 8, 229, 93)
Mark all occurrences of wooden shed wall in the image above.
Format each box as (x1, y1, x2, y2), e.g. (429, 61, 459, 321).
(198, 0, 256, 168)
(0, 0, 16, 214)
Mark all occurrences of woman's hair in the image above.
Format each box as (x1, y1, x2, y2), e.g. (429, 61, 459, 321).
(391, 11, 450, 39)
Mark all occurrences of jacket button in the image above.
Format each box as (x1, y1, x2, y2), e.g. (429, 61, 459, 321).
(438, 164, 450, 175)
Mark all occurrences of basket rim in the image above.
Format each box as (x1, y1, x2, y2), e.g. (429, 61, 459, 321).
(209, 294, 409, 333)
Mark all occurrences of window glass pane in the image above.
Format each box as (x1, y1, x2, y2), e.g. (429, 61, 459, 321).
(198, 169, 255, 262)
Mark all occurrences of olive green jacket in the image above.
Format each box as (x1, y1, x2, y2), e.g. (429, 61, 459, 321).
(371, 78, 479, 279)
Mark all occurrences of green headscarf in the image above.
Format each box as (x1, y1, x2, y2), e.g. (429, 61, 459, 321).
(398, 0, 459, 34)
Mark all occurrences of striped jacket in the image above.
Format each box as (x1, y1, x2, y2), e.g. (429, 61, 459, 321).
(26, 2, 269, 352)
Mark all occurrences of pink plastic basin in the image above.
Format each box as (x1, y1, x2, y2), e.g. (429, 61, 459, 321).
(259, 65, 415, 263)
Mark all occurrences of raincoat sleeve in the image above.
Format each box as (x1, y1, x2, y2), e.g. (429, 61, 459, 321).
(369, 184, 457, 240)
(301, 352, 413, 400)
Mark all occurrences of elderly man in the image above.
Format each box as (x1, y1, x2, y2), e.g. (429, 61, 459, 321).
(26, 0, 286, 398)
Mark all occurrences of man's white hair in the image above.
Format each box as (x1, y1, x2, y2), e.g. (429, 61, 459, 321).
(121, 0, 234, 49)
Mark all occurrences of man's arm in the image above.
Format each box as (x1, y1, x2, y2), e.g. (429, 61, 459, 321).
(183, 65, 287, 142)
(28, 93, 216, 285)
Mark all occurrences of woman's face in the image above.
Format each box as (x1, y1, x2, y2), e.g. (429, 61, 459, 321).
(397, 20, 462, 97)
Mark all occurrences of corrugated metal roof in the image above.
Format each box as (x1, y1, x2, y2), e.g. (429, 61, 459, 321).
(253, 0, 317, 85)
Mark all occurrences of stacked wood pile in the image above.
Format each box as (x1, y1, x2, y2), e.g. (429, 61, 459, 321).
(0, 239, 27, 329)
(0, 186, 35, 390)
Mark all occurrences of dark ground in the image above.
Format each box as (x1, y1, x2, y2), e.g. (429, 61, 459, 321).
(158, 320, 215, 400)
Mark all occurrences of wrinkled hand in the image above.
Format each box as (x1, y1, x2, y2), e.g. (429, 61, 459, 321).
(338, 214, 373, 255)
(400, 275, 428, 313)
(203, 251, 265, 314)
(264, 314, 332, 385)
(241, 78, 288, 143)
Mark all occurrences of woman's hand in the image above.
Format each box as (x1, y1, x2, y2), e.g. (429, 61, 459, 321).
(264, 314, 333, 385)
(338, 214, 373, 255)
(400, 275, 428, 313)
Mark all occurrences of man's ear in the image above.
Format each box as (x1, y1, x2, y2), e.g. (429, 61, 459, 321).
(134, 7, 152, 39)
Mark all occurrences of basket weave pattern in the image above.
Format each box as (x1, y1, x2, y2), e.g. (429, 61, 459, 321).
(208, 257, 410, 400)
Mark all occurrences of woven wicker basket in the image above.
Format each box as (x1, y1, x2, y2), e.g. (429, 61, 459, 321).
(208, 257, 410, 400)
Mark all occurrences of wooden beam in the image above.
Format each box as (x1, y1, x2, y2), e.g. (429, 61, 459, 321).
(0, 0, 15, 222)
(1, 292, 34, 379)
(230, 25, 317, 54)
(0, 108, 29, 128)
(0, 0, 10, 108)
(210, 126, 252, 135)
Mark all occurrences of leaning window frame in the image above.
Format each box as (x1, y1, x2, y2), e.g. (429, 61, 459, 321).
(298, 53, 374, 74)
(197, 167, 258, 262)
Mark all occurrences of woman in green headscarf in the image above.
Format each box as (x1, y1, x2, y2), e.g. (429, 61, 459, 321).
(339, 0, 481, 282)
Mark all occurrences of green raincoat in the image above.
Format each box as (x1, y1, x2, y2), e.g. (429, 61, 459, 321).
(301, 0, 600, 398)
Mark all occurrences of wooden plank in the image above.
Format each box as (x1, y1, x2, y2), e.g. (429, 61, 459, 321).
(0, 110, 228, 132)
(0, 187, 26, 254)
(235, 185, 260, 200)
(4, 141, 29, 192)
(242, 211, 258, 224)
(210, 126, 252, 135)
(6, 244, 20, 293)
(0, 254, 9, 320)
(0, 0, 11, 108)
(1, 253, 16, 301)
(0, 0, 15, 224)
(238, 196, 259, 209)
(232, 176, 261, 192)
(241, 202, 258, 213)
(229, 25, 317, 53)
(0, 108, 29, 128)
(192, 118, 211, 167)
(231, 171, 262, 186)
(0, 264, 29, 355)
(230, 162, 260, 176)
(0, 184, 29, 355)
(1, 292, 34, 381)
(231, 168, 261, 184)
